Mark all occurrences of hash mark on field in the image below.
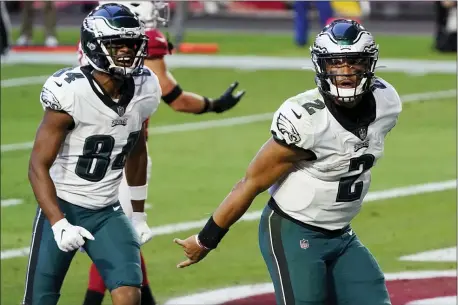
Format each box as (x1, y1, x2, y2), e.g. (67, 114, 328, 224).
(1, 180, 455, 260)
(1, 89, 456, 153)
(1, 199, 23, 207)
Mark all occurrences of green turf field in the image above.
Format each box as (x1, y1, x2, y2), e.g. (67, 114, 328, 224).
(1, 31, 456, 304)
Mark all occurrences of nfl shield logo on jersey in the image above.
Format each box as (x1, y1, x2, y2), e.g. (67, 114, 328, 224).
(358, 127, 367, 140)
(117, 106, 125, 117)
(299, 239, 309, 249)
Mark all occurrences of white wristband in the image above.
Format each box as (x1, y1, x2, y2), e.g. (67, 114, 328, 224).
(130, 184, 148, 200)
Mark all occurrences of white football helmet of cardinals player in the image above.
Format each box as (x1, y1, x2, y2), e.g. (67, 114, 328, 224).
(310, 19, 379, 104)
(98, 1, 170, 29)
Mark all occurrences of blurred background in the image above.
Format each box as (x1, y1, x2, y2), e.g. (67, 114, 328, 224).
(1, 1, 456, 305)
(0, 0, 457, 52)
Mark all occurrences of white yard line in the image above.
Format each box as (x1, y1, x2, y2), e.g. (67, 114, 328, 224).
(1, 199, 23, 207)
(1, 179, 455, 260)
(1, 89, 456, 153)
(1, 75, 48, 88)
(399, 247, 457, 262)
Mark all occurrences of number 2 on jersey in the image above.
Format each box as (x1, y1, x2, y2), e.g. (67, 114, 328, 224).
(75, 132, 141, 182)
(336, 154, 375, 202)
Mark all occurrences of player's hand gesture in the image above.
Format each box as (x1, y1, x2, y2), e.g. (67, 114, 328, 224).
(173, 234, 211, 268)
(210, 82, 246, 113)
(52, 218, 95, 252)
(132, 212, 154, 245)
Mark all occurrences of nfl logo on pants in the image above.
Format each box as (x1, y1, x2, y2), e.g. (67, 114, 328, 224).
(300, 239, 309, 249)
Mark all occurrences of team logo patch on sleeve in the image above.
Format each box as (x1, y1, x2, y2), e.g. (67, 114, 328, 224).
(276, 113, 301, 143)
(40, 87, 62, 111)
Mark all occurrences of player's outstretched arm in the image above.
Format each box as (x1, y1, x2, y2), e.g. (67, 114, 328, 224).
(174, 138, 314, 268)
(29, 109, 74, 226)
(124, 123, 153, 245)
(145, 58, 246, 114)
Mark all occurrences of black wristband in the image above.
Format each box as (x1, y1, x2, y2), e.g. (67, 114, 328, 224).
(162, 84, 183, 104)
(197, 216, 229, 249)
(196, 97, 212, 114)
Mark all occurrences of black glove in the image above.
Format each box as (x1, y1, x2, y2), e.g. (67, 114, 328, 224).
(206, 82, 246, 113)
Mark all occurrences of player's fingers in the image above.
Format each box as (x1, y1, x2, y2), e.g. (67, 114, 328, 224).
(234, 90, 246, 100)
(69, 240, 80, 251)
(176, 259, 194, 269)
(59, 245, 69, 252)
(79, 228, 95, 240)
(75, 236, 85, 248)
(226, 81, 239, 94)
(173, 238, 186, 248)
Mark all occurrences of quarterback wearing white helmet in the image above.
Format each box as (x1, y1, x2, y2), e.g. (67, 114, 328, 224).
(175, 19, 401, 305)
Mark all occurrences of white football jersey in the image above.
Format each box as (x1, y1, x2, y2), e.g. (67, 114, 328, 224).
(39, 66, 161, 209)
(269, 77, 402, 230)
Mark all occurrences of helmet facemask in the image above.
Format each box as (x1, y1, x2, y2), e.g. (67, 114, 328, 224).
(98, 36, 147, 78)
(312, 52, 377, 105)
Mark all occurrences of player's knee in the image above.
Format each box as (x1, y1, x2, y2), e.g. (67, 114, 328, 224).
(105, 262, 142, 292)
(111, 286, 141, 305)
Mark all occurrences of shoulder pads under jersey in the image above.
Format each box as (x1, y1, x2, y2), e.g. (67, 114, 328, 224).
(40, 67, 85, 115)
(271, 89, 327, 151)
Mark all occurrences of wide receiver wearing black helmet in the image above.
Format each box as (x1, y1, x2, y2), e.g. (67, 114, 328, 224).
(311, 19, 379, 105)
(80, 3, 148, 78)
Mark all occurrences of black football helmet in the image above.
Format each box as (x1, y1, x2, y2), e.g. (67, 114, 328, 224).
(80, 3, 148, 78)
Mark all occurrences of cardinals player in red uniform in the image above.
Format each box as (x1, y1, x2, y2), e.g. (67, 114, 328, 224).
(78, 2, 246, 305)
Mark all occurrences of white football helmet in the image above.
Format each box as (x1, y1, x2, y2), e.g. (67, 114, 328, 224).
(98, 1, 170, 29)
(310, 19, 379, 104)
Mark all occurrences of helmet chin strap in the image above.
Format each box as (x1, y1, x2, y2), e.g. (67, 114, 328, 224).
(325, 77, 368, 104)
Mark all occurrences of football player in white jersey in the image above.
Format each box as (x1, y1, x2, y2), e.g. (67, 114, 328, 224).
(174, 19, 402, 305)
(23, 4, 160, 305)
(79, 3, 246, 305)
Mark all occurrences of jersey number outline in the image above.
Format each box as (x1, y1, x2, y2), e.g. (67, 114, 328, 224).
(53, 68, 85, 84)
(75, 132, 141, 182)
(371, 79, 387, 91)
(336, 154, 375, 202)
(302, 99, 325, 115)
